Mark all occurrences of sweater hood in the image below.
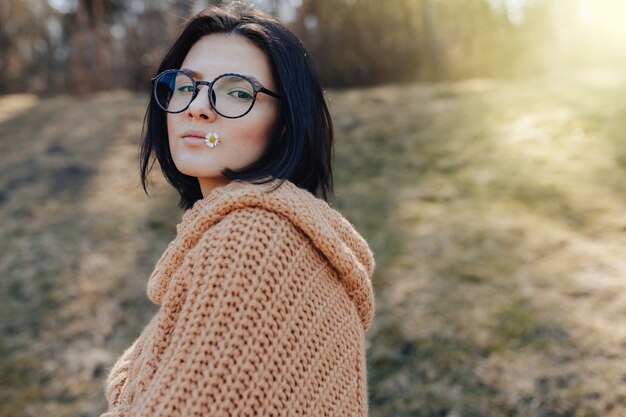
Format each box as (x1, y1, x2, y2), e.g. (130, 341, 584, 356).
(146, 179, 376, 332)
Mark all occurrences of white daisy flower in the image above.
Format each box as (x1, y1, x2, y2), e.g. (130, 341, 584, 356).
(204, 132, 220, 148)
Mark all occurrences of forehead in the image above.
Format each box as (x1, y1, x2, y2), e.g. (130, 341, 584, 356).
(181, 33, 274, 87)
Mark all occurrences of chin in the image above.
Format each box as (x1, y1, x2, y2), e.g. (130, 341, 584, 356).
(174, 163, 215, 178)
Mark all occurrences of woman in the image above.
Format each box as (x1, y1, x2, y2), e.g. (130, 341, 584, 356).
(100, 3, 375, 416)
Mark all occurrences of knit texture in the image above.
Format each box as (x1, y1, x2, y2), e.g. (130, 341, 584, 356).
(100, 178, 376, 417)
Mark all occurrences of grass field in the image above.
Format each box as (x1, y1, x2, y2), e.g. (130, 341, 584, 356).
(1, 67, 625, 416)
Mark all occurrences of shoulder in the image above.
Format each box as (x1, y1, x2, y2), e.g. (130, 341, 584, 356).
(181, 179, 319, 236)
(202, 179, 319, 232)
(184, 205, 332, 302)
(208, 204, 303, 235)
(196, 204, 312, 258)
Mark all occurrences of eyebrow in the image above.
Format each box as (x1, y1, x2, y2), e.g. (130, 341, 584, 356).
(181, 68, 265, 86)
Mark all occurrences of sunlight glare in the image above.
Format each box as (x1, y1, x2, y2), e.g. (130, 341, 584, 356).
(573, 0, 626, 63)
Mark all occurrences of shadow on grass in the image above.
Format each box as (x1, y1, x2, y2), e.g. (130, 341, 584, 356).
(0, 91, 183, 416)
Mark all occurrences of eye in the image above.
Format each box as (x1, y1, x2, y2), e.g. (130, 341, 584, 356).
(176, 84, 194, 93)
(228, 89, 254, 100)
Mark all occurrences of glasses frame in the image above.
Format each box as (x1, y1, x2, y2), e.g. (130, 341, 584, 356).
(150, 69, 281, 119)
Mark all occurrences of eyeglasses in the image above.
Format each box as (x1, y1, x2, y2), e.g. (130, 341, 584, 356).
(150, 69, 280, 118)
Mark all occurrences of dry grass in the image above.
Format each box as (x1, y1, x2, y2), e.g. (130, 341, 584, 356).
(1, 68, 625, 416)
(328, 68, 626, 417)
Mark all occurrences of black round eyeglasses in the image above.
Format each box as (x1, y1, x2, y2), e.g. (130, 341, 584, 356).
(150, 69, 281, 119)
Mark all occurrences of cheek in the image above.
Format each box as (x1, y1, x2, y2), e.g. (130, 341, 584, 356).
(234, 111, 277, 149)
(167, 114, 186, 153)
(233, 128, 269, 159)
(166, 115, 176, 140)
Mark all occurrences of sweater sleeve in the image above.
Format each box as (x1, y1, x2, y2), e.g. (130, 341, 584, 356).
(126, 207, 368, 417)
(104, 337, 139, 407)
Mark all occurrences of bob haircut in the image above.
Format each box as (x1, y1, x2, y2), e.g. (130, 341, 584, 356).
(140, 2, 334, 210)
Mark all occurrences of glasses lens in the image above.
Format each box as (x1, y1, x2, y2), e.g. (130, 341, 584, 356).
(212, 75, 256, 118)
(154, 71, 194, 113)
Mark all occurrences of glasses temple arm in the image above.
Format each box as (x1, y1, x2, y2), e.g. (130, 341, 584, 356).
(260, 87, 281, 99)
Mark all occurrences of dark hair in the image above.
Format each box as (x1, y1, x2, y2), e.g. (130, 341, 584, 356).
(139, 2, 334, 210)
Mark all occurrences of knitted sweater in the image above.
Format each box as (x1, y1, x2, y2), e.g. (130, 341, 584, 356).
(100, 178, 376, 417)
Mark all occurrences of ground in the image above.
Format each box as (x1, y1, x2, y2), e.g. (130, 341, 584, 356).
(1, 67, 625, 416)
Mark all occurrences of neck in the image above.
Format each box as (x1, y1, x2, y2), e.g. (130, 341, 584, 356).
(199, 177, 231, 198)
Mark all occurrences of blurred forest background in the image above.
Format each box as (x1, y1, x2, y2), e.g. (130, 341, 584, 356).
(3, 0, 626, 93)
(1, 0, 626, 416)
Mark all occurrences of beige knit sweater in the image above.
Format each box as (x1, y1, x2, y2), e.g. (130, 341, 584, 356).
(100, 178, 376, 417)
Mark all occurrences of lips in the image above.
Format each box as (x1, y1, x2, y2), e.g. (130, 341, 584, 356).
(180, 129, 220, 148)
(181, 129, 208, 139)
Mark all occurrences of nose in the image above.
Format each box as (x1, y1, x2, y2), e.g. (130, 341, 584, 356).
(186, 85, 217, 121)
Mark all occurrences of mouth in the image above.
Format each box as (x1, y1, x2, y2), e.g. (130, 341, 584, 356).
(181, 129, 208, 139)
(181, 130, 220, 147)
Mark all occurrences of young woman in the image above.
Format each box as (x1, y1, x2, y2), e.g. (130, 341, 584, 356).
(100, 3, 375, 416)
